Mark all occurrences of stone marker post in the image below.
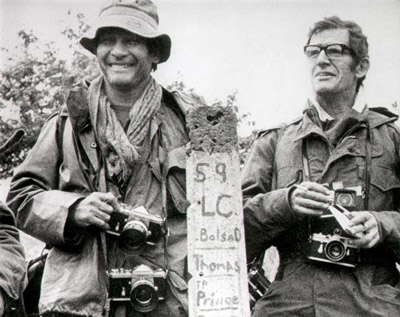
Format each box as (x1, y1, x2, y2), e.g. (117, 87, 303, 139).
(186, 106, 250, 317)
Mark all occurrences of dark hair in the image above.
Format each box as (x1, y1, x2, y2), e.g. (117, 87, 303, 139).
(306, 16, 369, 90)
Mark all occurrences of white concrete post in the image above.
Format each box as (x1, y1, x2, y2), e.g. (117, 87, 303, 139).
(186, 106, 250, 317)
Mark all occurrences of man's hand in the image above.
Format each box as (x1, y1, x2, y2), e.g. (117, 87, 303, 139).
(289, 182, 331, 217)
(347, 211, 380, 249)
(72, 192, 121, 230)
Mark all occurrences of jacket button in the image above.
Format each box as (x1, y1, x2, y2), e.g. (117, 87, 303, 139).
(90, 142, 97, 148)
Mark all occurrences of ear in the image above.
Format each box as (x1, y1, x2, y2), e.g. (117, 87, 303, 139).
(151, 51, 161, 64)
(355, 57, 370, 79)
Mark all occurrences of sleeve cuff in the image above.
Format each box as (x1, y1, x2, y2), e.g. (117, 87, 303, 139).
(63, 199, 85, 247)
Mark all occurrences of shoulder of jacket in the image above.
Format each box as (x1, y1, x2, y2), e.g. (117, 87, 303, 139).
(163, 88, 208, 114)
(255, 116, 302, 139)
(255, 125, 282, 139)
(45, 104, 68, 123)
(385, 120, 400, 135)
(368, 106, 400, 131)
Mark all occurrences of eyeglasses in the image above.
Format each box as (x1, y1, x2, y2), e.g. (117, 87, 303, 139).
(303, 44, 355, 59)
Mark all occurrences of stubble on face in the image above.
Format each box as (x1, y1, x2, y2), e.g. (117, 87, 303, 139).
(96, 28, 157, 95)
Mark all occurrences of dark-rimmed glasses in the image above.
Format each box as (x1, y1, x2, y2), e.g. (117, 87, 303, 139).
(304, 44, 355, 59)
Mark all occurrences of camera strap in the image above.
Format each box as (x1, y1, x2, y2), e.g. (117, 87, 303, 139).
(364, 124, 372, 210)
(302, 140, 311, 183)
(302, 140, 315, 239)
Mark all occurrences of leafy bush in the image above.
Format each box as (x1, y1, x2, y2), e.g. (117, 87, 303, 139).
(0, 14, 99, 178)
(0, 13, 255, 179)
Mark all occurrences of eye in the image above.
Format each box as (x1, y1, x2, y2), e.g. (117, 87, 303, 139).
(124, 36, 144, 46)
(98, 35, 115, 46)
(326, 45, 343, 57)
(305, 46, 321, 58)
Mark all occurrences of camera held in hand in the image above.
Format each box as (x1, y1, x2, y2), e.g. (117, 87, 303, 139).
(108, 264, 167, 313)
(308, 188, 360, 268)
(107, 204, 167, 252)
(332, 188, 358, 210)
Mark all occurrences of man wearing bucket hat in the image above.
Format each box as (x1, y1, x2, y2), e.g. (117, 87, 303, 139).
(8, 0, 204, 316)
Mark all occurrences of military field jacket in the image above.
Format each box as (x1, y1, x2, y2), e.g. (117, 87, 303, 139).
(7, 82, 198, 316)
(242, 105, 400, 316)
(0, 201, 26, 313)
(0, 131, 27, 314)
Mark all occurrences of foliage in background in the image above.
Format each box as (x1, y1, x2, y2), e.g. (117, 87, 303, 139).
(0, 13, 98, 178)
(0, 13, 255, 179)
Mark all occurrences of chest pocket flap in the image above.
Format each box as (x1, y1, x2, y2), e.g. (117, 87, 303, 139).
(165, 145, 190, 214)
(370, 165, 400, 192)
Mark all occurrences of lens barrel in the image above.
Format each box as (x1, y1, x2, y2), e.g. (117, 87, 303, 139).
(119, 220, 149, 252)
(325, 240, 346, 262)
(130, 280, 159, 313)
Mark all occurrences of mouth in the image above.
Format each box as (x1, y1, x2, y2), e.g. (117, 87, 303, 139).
(315, 71, 335, 79)
(108, 63, 134, 70)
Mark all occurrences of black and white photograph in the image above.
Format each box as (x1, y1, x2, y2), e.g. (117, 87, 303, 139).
(0, 0, 400, 316)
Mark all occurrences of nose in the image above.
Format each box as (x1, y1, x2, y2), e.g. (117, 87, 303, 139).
(316, 49, 331, 66)
(110, 40, 128, 58)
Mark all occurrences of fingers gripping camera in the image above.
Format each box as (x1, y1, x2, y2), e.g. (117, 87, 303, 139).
(308, 188, 361, 268)
(107, 204, 167, 252)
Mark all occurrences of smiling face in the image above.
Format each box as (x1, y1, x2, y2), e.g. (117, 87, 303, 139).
(96, 28, 160, 93)
(308, 29, 366, 99)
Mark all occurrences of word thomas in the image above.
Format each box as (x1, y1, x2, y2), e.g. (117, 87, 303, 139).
(194, 254, 240, 274)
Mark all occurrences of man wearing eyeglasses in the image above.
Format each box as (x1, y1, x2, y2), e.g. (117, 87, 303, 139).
(242, 16, 400, 316)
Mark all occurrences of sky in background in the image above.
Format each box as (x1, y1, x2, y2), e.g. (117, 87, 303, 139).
(1, 0, 400, 136)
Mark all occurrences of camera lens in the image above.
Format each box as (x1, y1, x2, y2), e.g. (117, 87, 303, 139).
(325, 240, 346, 262)
(336, 193, 354, 207)
(130, 280, 158, 313)
(119, 220, 149, 252)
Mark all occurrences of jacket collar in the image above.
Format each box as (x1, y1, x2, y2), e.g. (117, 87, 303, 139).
(65, 78, 203, 134)
(294, 100, 398, 143)
(65, 79, 91, 133)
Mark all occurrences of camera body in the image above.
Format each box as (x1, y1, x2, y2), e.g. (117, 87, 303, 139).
(308, 188, 360, 268)
(248, 265, 271, 310)
(107, 204, 166, 251)
(108, 264, 167, 313)
(308, 232, 359, 267)
(332, 188, 358, 211)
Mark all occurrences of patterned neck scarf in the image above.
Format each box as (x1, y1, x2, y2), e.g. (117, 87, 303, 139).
(88, 76, 162, 187)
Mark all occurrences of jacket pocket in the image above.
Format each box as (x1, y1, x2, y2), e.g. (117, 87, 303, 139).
(40, 236, 107, 316)
(370, 165, 400, 192)
(368, 165, 400, 210)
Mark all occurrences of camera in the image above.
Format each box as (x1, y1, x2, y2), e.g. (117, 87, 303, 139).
(308, 188, 360, 268)
(107, 204, 167, 251)
(108, 265, 167, 313)
(248, 265, 271, 310)
(308, 232, 359, 267)
(333, 188, 357, 211)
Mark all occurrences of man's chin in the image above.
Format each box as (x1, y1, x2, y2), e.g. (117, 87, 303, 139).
(108, 78, 135, 91)
(313, 84, 336, 96)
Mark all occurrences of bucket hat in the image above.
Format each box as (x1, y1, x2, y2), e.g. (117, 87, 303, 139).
(80, 0, 171, 63)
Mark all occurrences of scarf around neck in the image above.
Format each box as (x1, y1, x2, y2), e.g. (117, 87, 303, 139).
(88, 76, 163, 187)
